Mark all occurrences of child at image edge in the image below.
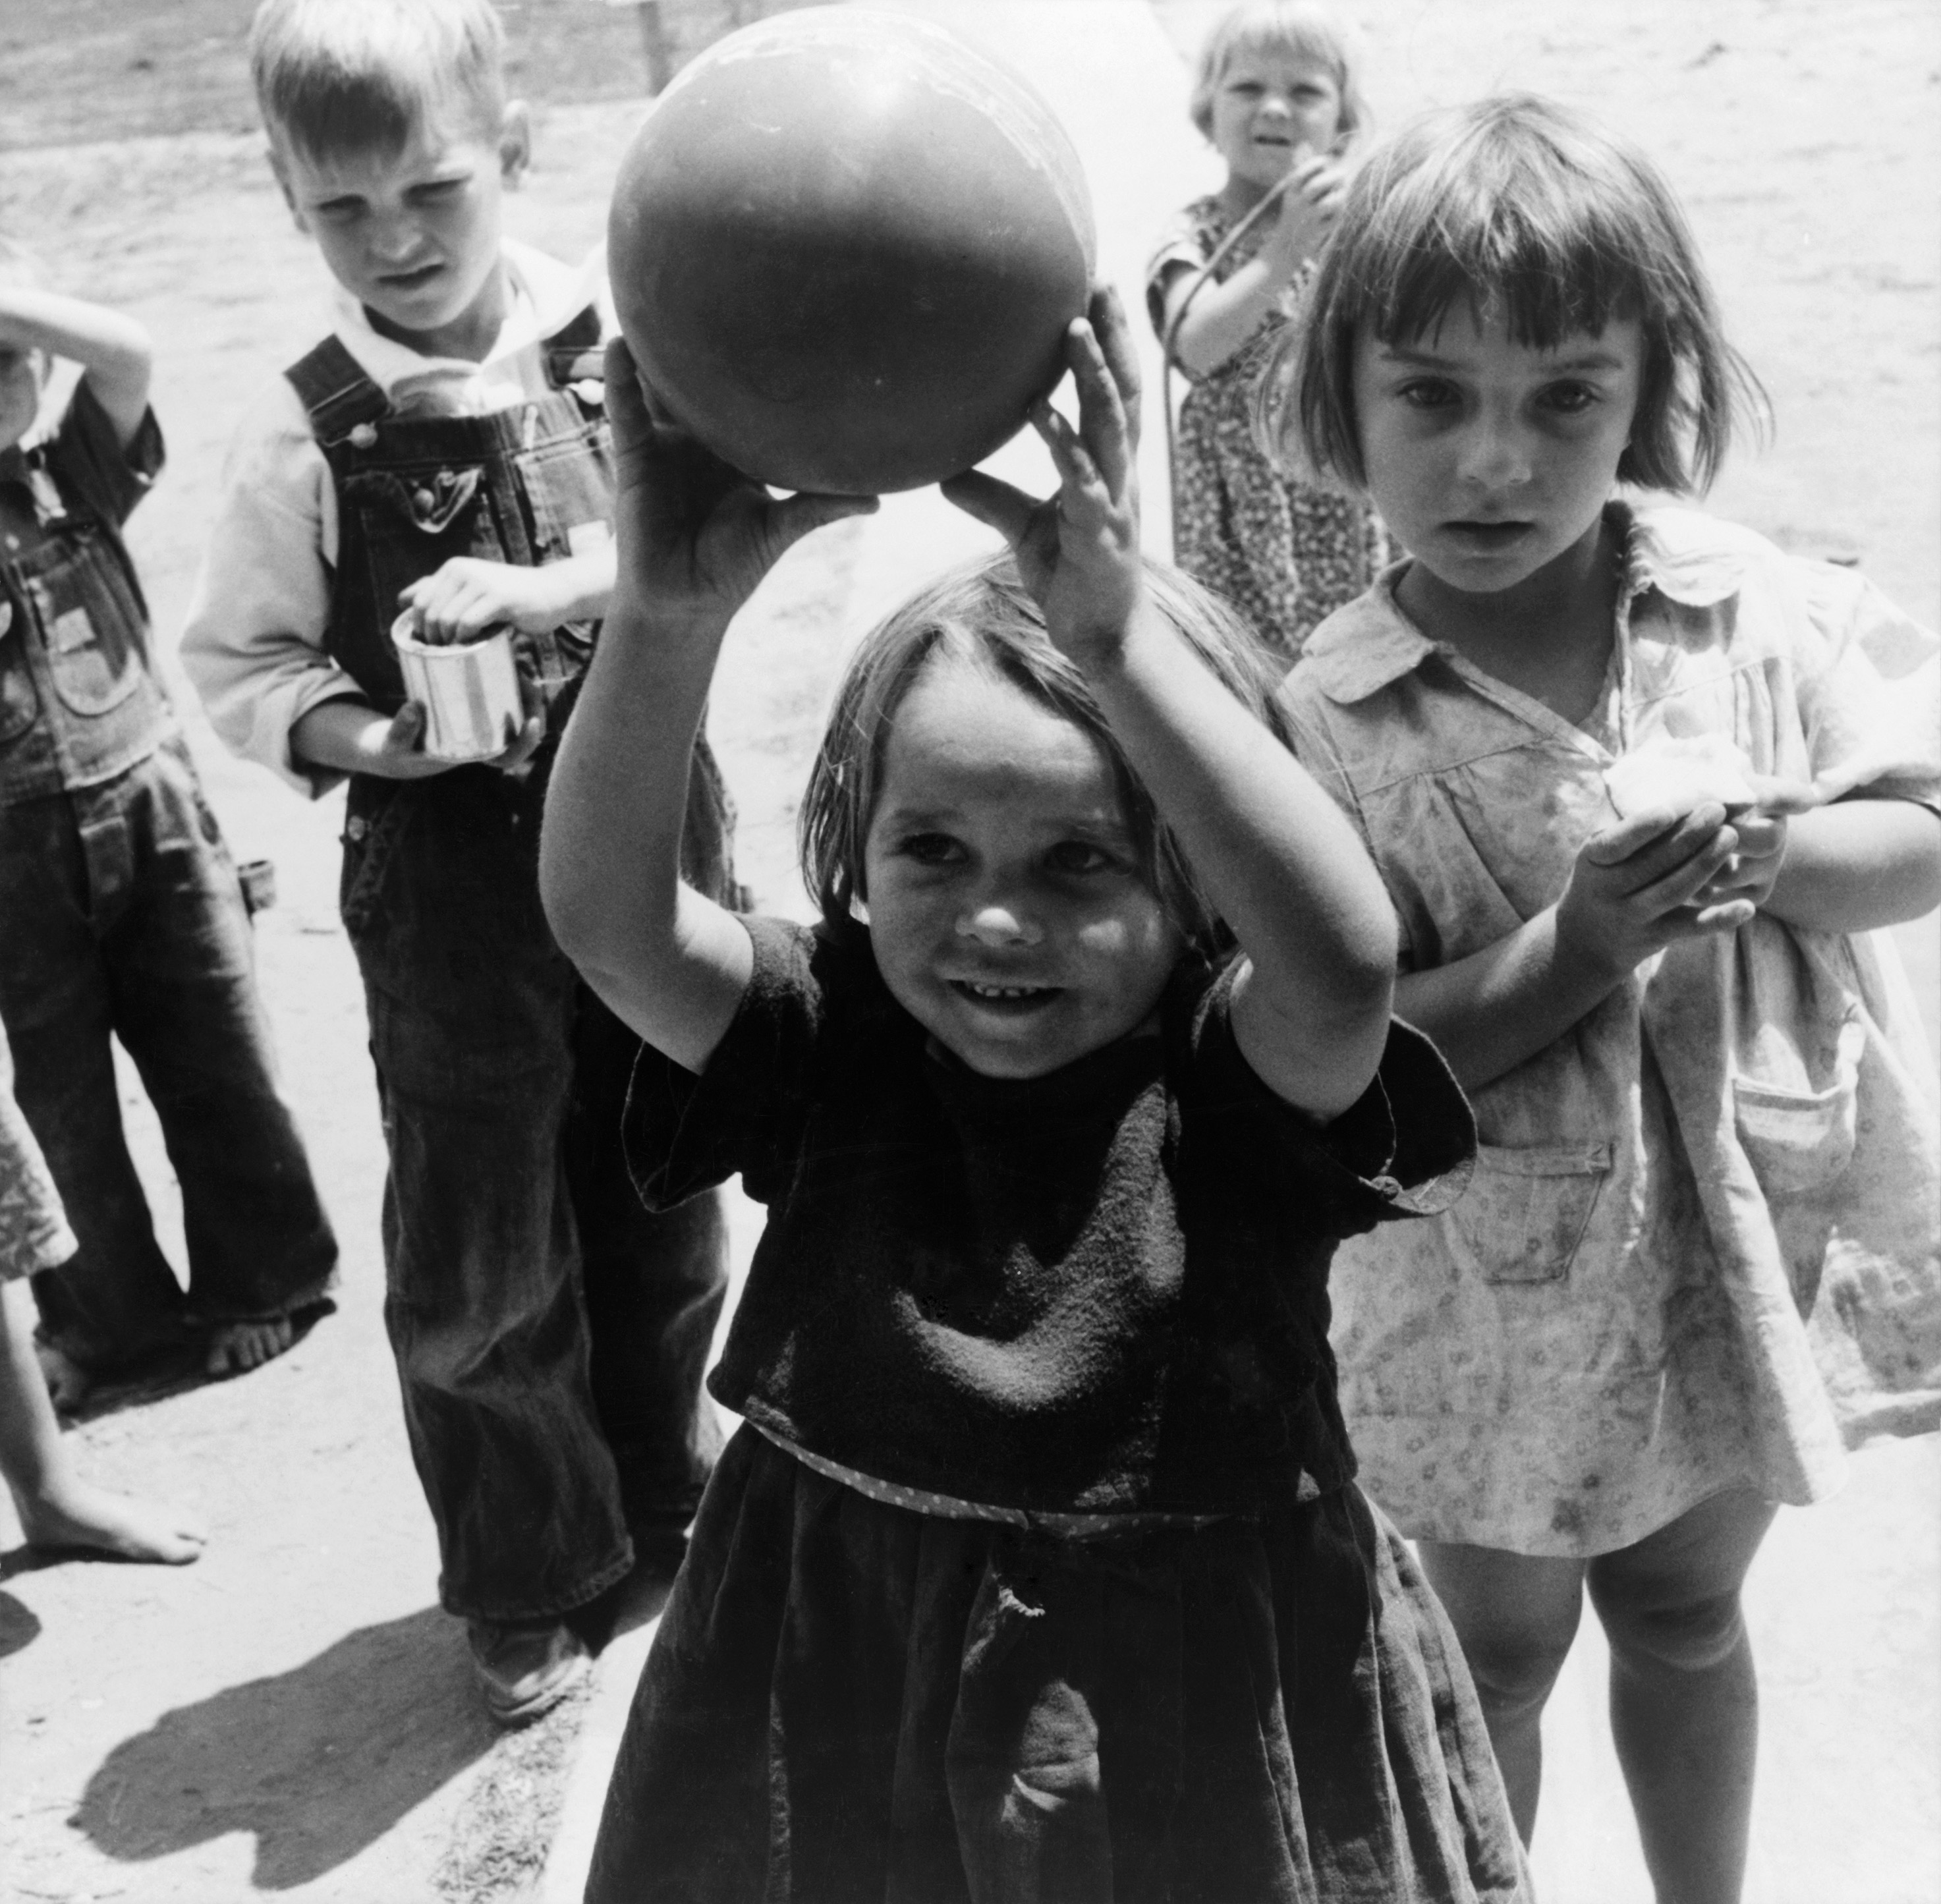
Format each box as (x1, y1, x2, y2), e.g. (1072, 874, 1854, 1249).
(1147, 0, 1386, 659)
(1269, 96, 1941, 1895)
(542, 291, 1531, 1901)
(181, 0, 737, 1727)
(2, 1015, 206, 1563)
(0, 240, 336, 1408)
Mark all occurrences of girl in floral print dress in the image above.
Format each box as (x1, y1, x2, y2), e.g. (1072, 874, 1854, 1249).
(1147, 1, 1384, 661)
(1270, 96, 1941, 1901)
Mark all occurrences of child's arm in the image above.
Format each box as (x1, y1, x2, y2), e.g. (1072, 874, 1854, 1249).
(1158, 154, 1345, 379)
(1391, 790, 1815, 1091)
(540, 342, 875, 1071)
(945, 289, 1395, 1119)
(0, 283, 151, 451)
(1756, 800, 1941, 932)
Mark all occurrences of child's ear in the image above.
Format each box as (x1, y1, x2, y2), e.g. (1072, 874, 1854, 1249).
(498, 102, 532, 190)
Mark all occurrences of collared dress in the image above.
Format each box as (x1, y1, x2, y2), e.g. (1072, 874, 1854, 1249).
(1146, 195, 1386, 661)
(1281, 500, 1941, 1556)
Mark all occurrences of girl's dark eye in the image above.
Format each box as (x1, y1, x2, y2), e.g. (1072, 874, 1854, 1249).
(1046, 841, 1115, 876)
(1397, 378, 1458, 411)
(899, 833, 963, 866)
(1540, 382, 1598, 415)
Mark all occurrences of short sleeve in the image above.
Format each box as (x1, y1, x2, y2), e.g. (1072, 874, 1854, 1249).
(1791, 559, 1941, 815)
(1185, 961, 1475, 1233)
(47, 379, 163, 529)
(620, 915, 855, 1213)
(1145, 201, 1216, 349)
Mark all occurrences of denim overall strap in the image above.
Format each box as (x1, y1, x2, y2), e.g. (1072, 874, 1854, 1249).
(0, 455, 172, 805)
(284, 316, 612, 724)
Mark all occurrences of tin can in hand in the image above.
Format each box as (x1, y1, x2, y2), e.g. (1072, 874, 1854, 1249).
(391, 611, 525, 762)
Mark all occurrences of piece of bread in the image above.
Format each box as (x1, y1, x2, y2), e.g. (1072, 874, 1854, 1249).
(1603, 733, 1757, 819)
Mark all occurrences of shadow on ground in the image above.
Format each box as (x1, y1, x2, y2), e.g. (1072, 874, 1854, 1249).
(67, 1604, 496, 1890)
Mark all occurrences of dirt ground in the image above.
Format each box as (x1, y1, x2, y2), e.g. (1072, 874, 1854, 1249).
(1, 1, 1936, 1900)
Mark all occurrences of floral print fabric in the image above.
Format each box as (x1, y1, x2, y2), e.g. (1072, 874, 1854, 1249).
(1147, 194, 1385, 660)
(1281, 502, 1941, 1555)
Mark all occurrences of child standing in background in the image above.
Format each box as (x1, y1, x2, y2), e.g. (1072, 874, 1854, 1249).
(1271, 96, 1941, 1897)
(544, 290, 1527, 1903)
(1147, 0, 1384, 659)
(181, 0, 736, 1727)
(0, 240, 337, 1411)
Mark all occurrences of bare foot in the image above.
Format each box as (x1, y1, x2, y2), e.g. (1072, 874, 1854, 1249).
(205, 1315, 295, 1378)
(16, 1478, 206, 1565)
(33, 1339, 94, 1414)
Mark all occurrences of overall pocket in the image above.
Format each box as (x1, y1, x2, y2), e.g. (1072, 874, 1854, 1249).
(1445, 1140, 1614, 1284)
(33, 533, 147, 717)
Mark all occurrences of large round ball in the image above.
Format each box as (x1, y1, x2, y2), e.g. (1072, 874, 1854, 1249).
(607, 7, 1095, 495)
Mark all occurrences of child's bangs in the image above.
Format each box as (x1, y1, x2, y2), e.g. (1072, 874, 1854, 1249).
(800, 556, 1283, 959)
(1360, 152, 1650, 354)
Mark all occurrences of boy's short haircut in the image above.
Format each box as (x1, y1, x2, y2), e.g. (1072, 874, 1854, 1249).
(799, 552, 1293, 963)
(1188, 2, 1369, 147)
(1260, 94, 1766, 497)
(249, 0, 508, 161)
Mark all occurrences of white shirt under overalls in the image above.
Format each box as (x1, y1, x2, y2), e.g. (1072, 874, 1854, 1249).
(179, 239, 607, 795)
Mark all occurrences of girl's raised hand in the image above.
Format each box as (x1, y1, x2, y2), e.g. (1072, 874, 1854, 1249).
(1264, 147, 1347, 275)
(604, 337, 876, 629)
(940, 285, 1143, 664)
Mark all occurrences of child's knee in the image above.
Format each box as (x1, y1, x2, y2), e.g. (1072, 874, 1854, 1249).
(1456, 1619, 1579, 1717)
(1591, 1576, 1747, 1675)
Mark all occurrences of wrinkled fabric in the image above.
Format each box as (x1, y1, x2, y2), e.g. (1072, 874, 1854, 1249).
(584, 1426, 1530, 1904)
(3, 737, 337, 1367)
(291, 321, 735, 1621)
(623, 916, 1474, 1517)
(1146, 197, 1386, 659)
(1282, 500, 1941, 1554)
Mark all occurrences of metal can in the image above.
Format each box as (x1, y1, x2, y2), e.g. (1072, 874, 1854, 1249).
(391, 611, 525, 762)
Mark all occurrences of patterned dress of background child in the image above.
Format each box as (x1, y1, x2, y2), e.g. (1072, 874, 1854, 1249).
(1148, 194, 1386, 660)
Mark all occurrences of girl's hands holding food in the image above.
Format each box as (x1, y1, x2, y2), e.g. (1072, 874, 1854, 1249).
(941, 285, 1144, 667)
(604, 336, 878, 632)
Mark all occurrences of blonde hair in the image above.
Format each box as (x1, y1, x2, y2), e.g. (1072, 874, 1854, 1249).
(1188, 2, 1368, 148)
(799, 553, 1292, 961)
(249, 0, 507, 160)
(1259, 94, 1766, 495)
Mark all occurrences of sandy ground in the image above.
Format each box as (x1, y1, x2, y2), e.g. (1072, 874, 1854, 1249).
(1, 2, 1936, 1899)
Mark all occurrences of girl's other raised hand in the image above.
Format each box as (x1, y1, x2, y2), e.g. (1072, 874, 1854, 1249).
(604, 336, 877, 632)
(941, 285, 1144, 665)
(1262, 146, 1347, 275)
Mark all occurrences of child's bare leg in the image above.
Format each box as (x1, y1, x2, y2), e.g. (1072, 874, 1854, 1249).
(1, 1283, 204, 1563)
(1415, 1539, 1587, 1841)
(205, 1314, 295, 1377)
(1587, 1486, 1776, 1904)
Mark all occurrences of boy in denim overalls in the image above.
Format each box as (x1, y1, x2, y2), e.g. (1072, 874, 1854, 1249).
(182, 0, 733, 1725)
(0, 239, 337, 1409)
